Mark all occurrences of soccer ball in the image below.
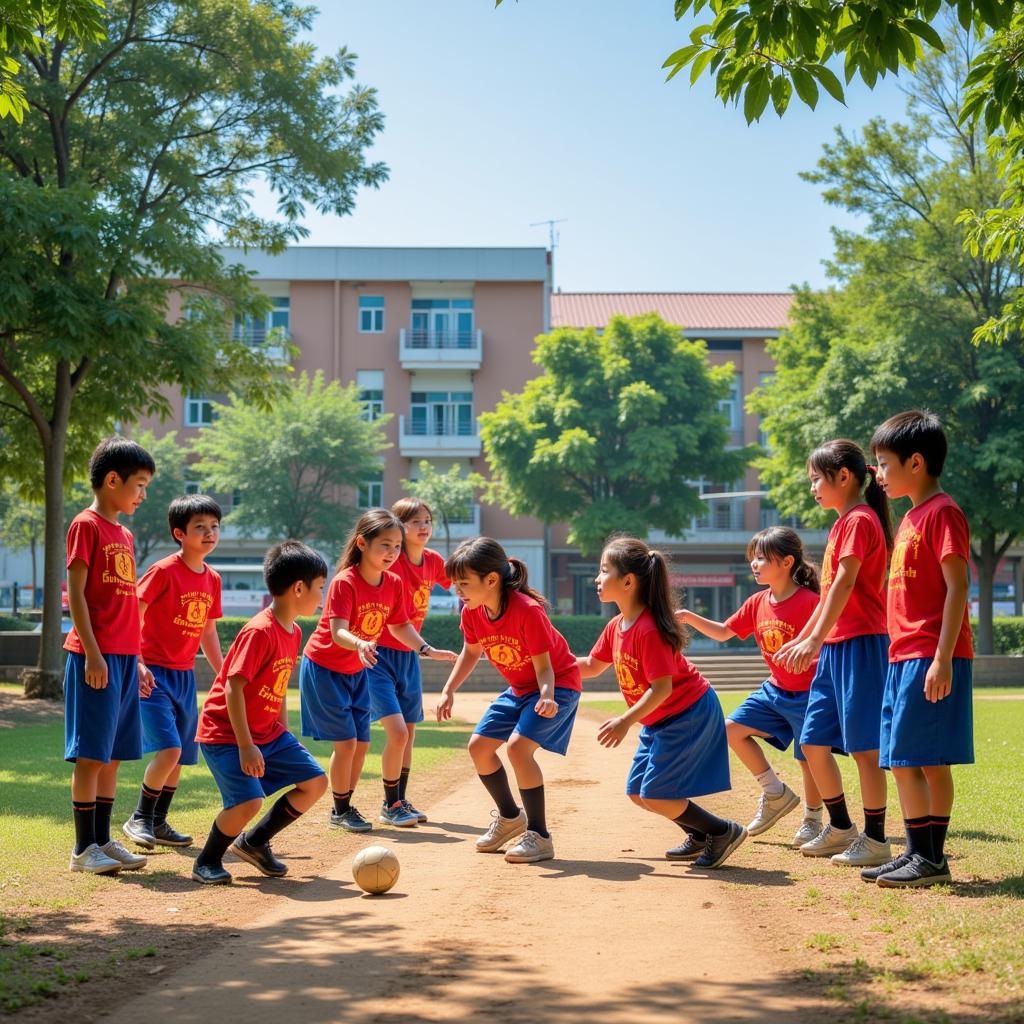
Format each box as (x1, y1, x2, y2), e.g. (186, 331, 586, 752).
(352, 845, 400, 895)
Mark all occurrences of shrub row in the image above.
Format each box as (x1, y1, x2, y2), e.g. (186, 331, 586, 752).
(0, 614, 34, 631)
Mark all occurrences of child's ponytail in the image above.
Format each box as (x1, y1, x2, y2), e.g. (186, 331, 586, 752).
(747, 527, 820, 595)
(863, 466, 894, 550)
(808, 439, 894, 550)
(445, 538, 548, 613)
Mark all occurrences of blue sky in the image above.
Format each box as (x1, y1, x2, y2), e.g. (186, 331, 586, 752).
(250, 2, 911, 293)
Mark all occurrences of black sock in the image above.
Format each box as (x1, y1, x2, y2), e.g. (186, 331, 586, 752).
(134, 784, 160, 824)
(478, 765, 519, 819)
(247, 795, 301, 847)
(863, 805, 886, 843)
(383, 778, 401, 807)
(675, 801, 729, 838)
(519, 785, 548, 838)
(154, 786, 177, 826)
(72, 801, 96, 855)
(399, 767, 411, 801)
(904, 816, 935, 862)
(931, 815, 950, 862)
(95, 795, 114, 846)
(823, 792, 853, 831)
(675, 822, 707, 844)
(197, 823, 238, 869)
(332, 790, 352, 815)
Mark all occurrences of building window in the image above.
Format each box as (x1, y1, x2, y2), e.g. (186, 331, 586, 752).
(358, 471, 383, 509)
(357, 370, 384, 421)
(183, 472, 201, 496)
(691, 479, 744, 531)
(234, 296, 289, 345)
(359, 296, 385, 333)
(185, 392, 216, 427)
(718, 371, 743, 444)
(409, 391, 474, 436)
(410, 298, 474, 348)
(706, 338, 743, 352)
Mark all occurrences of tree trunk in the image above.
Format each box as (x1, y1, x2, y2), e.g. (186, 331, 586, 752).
(975, 533, 996, 657)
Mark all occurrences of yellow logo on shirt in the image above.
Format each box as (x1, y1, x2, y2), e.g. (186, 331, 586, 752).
(614, 651, 645, 701)
(359, 608, 386, 637)
(273, 666, 291, 697)
(113, 551, 135, 584)
(889, 524, 922, 593)
(412, 582, 431, 614)
(489, 643, 519, 668)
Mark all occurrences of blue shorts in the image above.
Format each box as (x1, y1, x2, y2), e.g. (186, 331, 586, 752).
(299, 656, 371, 743)
(63, 651, 142, 763)
(140, 665, 199, 765)
(200, 731, 325, 809)
(474, 687, 580, 756)
(799, 634, 888, 754)
(367, 646, 424, 724)
(728, 681, 810, 761)
(880, 658, 974, 768)
(627, 688, 731, 800)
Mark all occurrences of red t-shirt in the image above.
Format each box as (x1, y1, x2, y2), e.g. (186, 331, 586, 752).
(590, 609, 709, 726)
(378, 548, 451, 651)
(887, 492, 973, 663)
(725, 587, 820, 691)
(64, 509, 141, 656)
(196, 607, 300, 746)
(303, 566, 411, 674)
(818, 505, 889, 642)
(138, 554, 223, 670)
(461, 590, 581, 697)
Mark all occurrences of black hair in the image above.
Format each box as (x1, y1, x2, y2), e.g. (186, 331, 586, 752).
(747, 527, 820, 594)
(264, 541, 329, 596)
(870, 409, 947, 477)
(444, 537, 546, 615)
(338, 509, 405, 572)
(601, 535, 688, 651)
(168, 494, 222, 542)
(808, 438, 894, 549)
(88, 436, 156, 490)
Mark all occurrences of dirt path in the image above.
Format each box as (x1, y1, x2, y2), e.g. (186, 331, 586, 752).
(115, 696, 822, 1024)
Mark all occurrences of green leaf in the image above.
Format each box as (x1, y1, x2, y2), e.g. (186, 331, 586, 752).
(770, 74, 792, 117)
(743, 67, 771, 122)
(791, 66, 819, 109)
(663, 43, 702, 70)
(809, 63, 845, 104)
(957, 0, 973, 31)
(903, 18, 945, 52)
(689, 48, 714, 85)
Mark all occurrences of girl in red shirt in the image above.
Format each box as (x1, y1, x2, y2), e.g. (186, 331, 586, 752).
(436, 537, 581, 865)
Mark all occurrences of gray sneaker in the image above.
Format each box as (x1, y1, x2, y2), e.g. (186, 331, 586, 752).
(746, 784, 800, 836)
(379, 800, 418, 828)
(476, 809, 527, 853)
(401, 799, 428, 823)
(69, 843, 121, 875)
(330, 807, 373, 833)
(800, 822, 859, 857)
(504, 829, 555, 864)
(830, 832, 892, 867)
(100, 839, 148, 871)
(791, 815, 824, 848)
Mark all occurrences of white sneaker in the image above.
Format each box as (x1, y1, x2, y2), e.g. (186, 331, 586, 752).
(800, 823, 859, 857)
(476, 809, 527, 853)
(69, 843, 122, 874)
(747, 784, 800, 836)
(830, 832, 892, 867)
(504, 829, 555, 864)
(101, 839, 148, 871)
(792, 815, 824, 848)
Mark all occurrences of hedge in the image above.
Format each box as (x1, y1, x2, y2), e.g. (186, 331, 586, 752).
(982, 617, 1024, 655)
(0, 614, 33, 631)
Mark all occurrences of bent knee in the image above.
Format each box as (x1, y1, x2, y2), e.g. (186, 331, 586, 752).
(304, 773, 329, 797)
(236, 798, 264, 819)
(628, 793, 646, 808)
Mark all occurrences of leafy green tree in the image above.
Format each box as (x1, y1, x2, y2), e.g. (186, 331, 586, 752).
(0, 495, 46, 606)
(191, 372, 392, 549)
(0, 0, 387, 696)
(480, 314, 750, 554)
(129, 429, 185, 566)
(401, 461, 484, 555)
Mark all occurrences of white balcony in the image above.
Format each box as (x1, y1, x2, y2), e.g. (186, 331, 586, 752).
(399, 415, 482, 457)
(439, 503, 481, 541)
(399, 327, 483, 370)
(231, 323, 291, 364)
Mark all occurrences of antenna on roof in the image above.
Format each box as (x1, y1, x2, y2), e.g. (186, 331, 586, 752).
(531, 218, 567, 288)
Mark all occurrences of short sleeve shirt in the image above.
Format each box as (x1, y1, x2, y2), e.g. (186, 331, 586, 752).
(378, 548, 451, 651)
(819, 505, 888, 642)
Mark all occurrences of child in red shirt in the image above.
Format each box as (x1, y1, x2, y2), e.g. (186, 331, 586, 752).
(121, 494, 224, 850)
(578, 536, 744, 869)
(436, 537, 581, 865)
(192, 542, 329, 885)
(681, 527, 824, 848)
(64, 437, 155, 876)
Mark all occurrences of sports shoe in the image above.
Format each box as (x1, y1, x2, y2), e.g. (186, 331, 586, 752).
(861, 852, 912, 883)
(379, 800, 418, 828)
(476, 809, 528, 853)
(330, 807, 373, 833)
(69, 843, 121, 875)
(402, 799, 428, 823)
(800, 822, 859, 857)
(192, 862, 232, 885)
(229, 833, 287, 877)
(830, 832, 892, 867)
(100, 839, 148, 871)
(746, 784, 800, 836)
(504, 829, 555, 864)
(875, 853, 952, 889)
(792, 815, 824, 848)
(152, 821, 193, 847)
(665, 834, 704, 861)
(694, 821, 747, 868)
(122, 814, 156, 849)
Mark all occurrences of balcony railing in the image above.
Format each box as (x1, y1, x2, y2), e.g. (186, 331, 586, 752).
(231, 323, 291, 364)
(398, 415, 482, 457)
(399, 328, 483, 369)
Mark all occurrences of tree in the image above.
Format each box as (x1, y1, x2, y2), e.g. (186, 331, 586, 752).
(0, 495, 46, 606)
(480, 314, 751, 554)
(751, 34, 1024, 654)
(191, 372, 392, 549)
(401, 461, 484, 556)
(129, 429, 185, 566)
(0, 0, 387, 696)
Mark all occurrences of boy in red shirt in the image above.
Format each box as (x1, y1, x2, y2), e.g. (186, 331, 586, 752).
(868, 411, 974, 888)
(122, 495, 225, 850)
(192, 542, 329, 885)
(64, 436, 155, 875)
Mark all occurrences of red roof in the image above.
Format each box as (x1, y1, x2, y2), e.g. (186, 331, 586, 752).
(550, 292, 794, 332)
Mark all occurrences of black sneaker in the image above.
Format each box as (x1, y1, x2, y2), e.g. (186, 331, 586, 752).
(191, 862, 232, 885)
(876, 853, 952, 888)
(694, 821, 747, 869)
(229, 833, 287, 877)
(152, 821, 193, 847)
(329, 807, 373, 833)
(665, 834, 704, 861)
(122, 815, 156, 849)
(860, 852, 911, 883)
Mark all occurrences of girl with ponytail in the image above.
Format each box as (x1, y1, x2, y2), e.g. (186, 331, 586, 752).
(576, 536, 746, 870)
(680, 527, 826, 850)
(773, 439, 893, 868)
(436, 537, 582, 865)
